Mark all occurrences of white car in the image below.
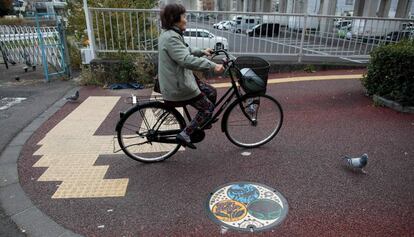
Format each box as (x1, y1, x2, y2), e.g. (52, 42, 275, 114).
(183, 28, 229, 51)
(218, 21, 236, 30)
(213, 21, 226, 29)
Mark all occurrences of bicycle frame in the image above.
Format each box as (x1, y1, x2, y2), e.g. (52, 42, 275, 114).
(181, 57, 244, 130)
(133, 50, 258, 144)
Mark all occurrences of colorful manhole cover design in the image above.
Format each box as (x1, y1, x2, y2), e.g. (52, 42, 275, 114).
(206, 182, 288, 232)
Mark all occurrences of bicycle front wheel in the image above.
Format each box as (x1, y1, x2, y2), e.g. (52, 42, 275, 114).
(223, 94, 283, 148)
(117, 102, 185, 163)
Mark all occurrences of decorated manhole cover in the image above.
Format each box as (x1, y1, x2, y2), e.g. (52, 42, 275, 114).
(206, 182, 288, 232)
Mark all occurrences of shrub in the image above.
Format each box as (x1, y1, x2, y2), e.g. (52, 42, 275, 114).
(0, 18, 25, 25)
(362, 40, 414, 106)
(79, 52, 155, 86)
(303, 64, 316, 73)
(67, 39, 82, 70)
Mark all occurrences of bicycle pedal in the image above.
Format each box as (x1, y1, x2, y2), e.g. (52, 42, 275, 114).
(176, 134, 197, 149)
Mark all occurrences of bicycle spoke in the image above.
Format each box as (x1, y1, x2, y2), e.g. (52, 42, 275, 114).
(139, 109, 151, 130)
(118, 103, 184, 162)
(123, 122, 142, 131)
(224, 95, 283, 148)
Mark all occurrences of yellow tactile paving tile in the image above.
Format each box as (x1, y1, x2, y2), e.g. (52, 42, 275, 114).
(33, 154, 98, 167)
(38, 165, 108, 182)
(34, 96, 129, 199)
(52, 179, 128, 199)
(34, 136, 115, 155)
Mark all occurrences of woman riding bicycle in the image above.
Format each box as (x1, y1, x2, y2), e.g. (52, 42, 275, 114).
(158, 3, 224, 149)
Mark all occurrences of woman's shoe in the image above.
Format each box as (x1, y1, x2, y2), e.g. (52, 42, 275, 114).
(176, 133, 197, 149)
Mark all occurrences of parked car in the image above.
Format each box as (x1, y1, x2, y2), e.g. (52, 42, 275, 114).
(335, 20, 352, 30)
(385, 30, 414, 42)
(218, 21, 236, 30)
(183, 28, 229, 51)
(187, 13, 198, 21)
(231, 16, 261, 33)
(213, 21, 226, 29)
(197, 14, 216, 21)
(402, 22, 414, 30)
(246, 23, 280, 37)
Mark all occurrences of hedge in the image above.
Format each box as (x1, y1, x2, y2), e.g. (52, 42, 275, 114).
(362, 40, 414, 106)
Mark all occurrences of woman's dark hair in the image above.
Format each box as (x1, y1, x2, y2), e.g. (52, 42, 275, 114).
(160, 3, 186, 30)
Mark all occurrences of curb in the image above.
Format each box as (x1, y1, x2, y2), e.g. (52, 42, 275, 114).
(0, 87, 84, 237)
(373, 95, 414, 114)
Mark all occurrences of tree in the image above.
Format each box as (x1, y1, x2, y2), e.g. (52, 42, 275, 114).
(0, 0, 13, 17)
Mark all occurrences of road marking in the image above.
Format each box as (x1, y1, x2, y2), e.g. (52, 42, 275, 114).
(318, 50, 356, 53)
(256, 38, 362, 63)
(254, 37, 332, 56)
(302, 44, 327, 48)
(304, 47, 338, 50)
(0, 97, 27, 110)
(212, 74, 363, 88)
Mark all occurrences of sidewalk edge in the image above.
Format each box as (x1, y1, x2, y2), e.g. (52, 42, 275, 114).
(0, 86, 84, 237)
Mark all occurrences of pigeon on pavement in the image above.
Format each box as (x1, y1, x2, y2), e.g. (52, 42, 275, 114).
(66, 90, 79, 102)
(343, 153, 368, 174)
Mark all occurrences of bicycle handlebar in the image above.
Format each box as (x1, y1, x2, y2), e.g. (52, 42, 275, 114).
(210, 50, 234, 69)
(211, 49, 230, 59)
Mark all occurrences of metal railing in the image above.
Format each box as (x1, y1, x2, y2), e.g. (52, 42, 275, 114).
(0, 25, 64, 70)
(88, 8, 414, 64)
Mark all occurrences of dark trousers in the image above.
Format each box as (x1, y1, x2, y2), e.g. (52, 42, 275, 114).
(184, 78, 217, 135)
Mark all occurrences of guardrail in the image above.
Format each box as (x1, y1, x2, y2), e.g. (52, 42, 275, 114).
(0, 25, 63, 70)
(88, 8, 413, 64)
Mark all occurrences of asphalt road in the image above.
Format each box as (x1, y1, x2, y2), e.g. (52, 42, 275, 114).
(0, 63, 75, 237)
(188, 22, 373, 64)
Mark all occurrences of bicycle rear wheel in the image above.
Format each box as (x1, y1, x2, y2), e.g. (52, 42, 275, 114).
(223, 94, 283, 148)
(117, 102, 185, 163)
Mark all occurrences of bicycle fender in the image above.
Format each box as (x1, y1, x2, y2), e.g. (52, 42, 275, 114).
(115, 104, 141, 132)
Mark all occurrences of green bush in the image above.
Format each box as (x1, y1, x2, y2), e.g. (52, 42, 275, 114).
(79, 52, 155, 86)
(362, 40, 414, 106)
(67, 39, 82, 71)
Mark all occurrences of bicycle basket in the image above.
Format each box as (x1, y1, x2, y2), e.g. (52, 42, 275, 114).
(235, 56, 270, 94)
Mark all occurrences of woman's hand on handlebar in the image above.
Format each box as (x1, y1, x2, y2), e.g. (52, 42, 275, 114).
(214, 64, 225, 74)
(203, 48, 214, 56)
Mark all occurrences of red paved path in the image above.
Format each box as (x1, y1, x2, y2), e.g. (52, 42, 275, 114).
(18, 77, 414, 236)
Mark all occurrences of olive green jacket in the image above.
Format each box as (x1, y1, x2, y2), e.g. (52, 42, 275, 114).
(158, 28, 217, 101)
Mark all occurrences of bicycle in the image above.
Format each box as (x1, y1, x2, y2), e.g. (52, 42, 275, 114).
(115, 50, 283, 163)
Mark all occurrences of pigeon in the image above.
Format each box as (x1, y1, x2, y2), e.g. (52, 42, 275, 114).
(343, 153, 368, 173)
(66, 90, 79, 102)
